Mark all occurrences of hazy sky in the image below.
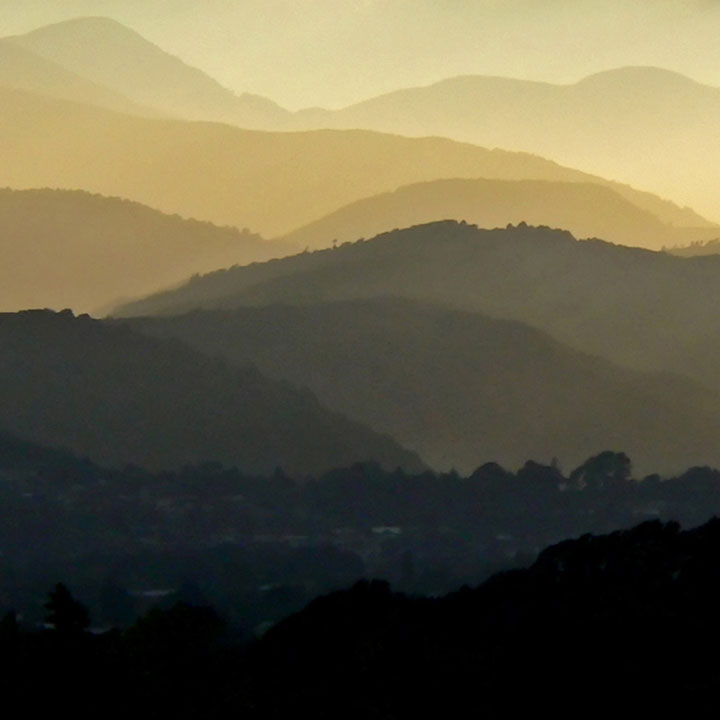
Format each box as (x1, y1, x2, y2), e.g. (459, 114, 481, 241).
(2, 0, 720, 108)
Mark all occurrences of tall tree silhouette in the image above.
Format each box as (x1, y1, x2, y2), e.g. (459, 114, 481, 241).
(44, 583, 89, 634)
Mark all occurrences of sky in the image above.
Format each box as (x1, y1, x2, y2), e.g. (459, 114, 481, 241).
(2, 0, 720, 108)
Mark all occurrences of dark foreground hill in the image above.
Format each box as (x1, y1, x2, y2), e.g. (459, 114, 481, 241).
(7, 516, 720, 718)
(127, 299, 720, 476)
(117, 221, 720, 393)
(251, 518, 720, 718)
(0, 310, 421, 474)
(0, 188, 294, 314)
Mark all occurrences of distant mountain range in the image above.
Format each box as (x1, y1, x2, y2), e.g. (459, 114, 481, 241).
(0, 310, 422, 475)
(2, 17, 719, 479)
(5, 17, 290, 128)
(126, 298, 720, 476)
(0, 37, 153, 116)
(0, 56, 715, 314)
(0, 18, 715, 241)
(0, 85, 708, 241)
(0, 188, 295, 314)
(280, 178, 718, 252)
(115, 222, 720, 396)
(294, 67, 720, 223)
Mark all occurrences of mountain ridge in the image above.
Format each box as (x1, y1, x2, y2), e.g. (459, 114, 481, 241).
(114, 221, 720, 396)
(7, 17, 714, 223)
(6, 16, 291, 128)
(292, 65, 720, 223)
(278, 178, 718, 251)
(125, 297, 720, 476)
(0, 188, 297, 314)
(0, 309, 423, 475)
(0, 37, 153, 116)
(0, 84, 708, 238)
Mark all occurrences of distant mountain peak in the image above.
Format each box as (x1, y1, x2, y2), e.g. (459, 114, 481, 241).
(418, 66, 705, 91)
(576, 65, 707, 88)
(356, 66, 707, 99)
(297, 64, 720, 223)
(7, 16, 291, 127)
(15, 15, 153, 41)
(11, 15, 215, 73)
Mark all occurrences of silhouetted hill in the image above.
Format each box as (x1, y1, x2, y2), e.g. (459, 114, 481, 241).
(0, 429, 101, 479)
(116, 222, 720, 394)
(10, 516, 720, 717)
(0, 86, 703, 237)
(126, 299, 720, 476)
(0, 188, 295, 314)
(249, 518, 720, 717)
(0, 310, 422, 475)
(280, 178, 718, 251)
(0, 38, 150, 115)
(295, 66, 720, 223)
(6, 17, 290, 128)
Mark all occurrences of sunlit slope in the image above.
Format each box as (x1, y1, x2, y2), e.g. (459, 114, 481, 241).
(0, 38, 150, 115)
(0, 189, 296, 315)
(127, 299, 720, 476)
(280, 178, 718, 251)
(0, 87, 706, 238)
(0, 310, 423, 474)
(296, 67, 720, 223)
(116, 222, 720, 394)
(7, 17, 289, 128)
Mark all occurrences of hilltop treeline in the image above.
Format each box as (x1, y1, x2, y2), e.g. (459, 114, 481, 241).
(4, 429, 720, 629)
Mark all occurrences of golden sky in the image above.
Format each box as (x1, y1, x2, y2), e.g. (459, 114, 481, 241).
(2, 0, 720, 108)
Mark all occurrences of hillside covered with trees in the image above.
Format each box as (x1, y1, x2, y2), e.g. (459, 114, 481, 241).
(0, 310, 420, 474)
(127, 298, 720, 476)
(117, 221, 720, 395)
(4, 515, 720, 718)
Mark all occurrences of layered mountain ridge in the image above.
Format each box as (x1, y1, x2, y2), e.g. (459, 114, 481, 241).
(126, 298, 720, 476)
(279, 178, 718, 252)
(115, 221, 720, 396)
(7, 16, 291, 128)
(0, 84, 702, 239)
(293, 66, 720, 223)
(0, 188, 296, 314)
(0, 310, 422, 475)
